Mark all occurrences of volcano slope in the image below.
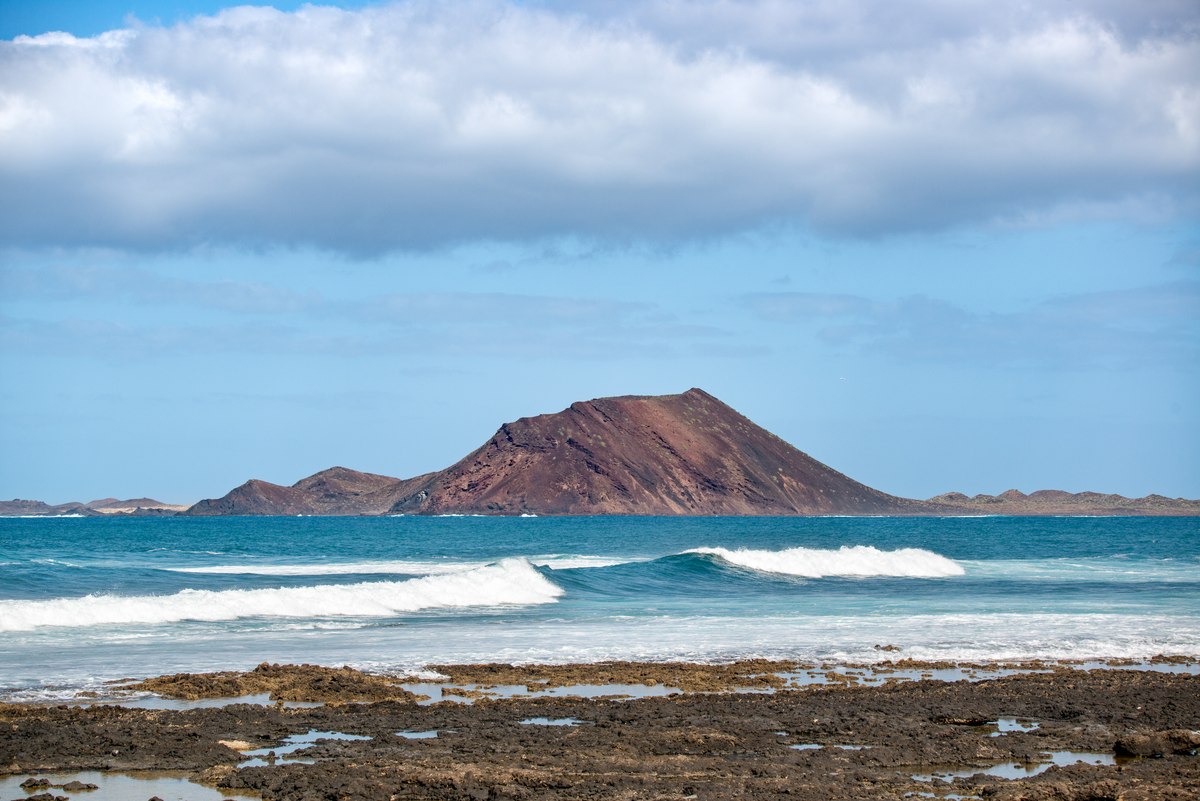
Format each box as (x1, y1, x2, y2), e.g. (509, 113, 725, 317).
(382, 388, 923, 516)
(185, 389, 946, 516)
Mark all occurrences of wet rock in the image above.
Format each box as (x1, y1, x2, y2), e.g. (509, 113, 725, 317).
(2, 663, 1198, 801)
(61, 780, 98, 791)
(19, 778, 50, 789)
(933, 714, 992, 726)
(128, 662, 419, 704)
(429, 658, 791, 692)
(1114, 729, 1200, 757)
(983, 778, 1123, 800)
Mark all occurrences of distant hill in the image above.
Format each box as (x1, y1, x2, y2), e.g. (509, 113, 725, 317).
(184, 467, 433, 516)
(0, 499, 90, 517)
(928, 489, 1200, 516)
(0, 497, 185, 517)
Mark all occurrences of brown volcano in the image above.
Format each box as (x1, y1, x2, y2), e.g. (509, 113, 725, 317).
(184, 389, 923, 516)
(386, 388, 919, 515)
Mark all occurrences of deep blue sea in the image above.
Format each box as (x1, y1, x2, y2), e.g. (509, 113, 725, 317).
(1, 515, 1197, 700)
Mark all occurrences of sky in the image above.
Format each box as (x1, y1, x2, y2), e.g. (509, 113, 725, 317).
(1, 0, 1197, 504)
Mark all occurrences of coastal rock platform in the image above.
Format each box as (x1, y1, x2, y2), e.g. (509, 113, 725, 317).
(2, 661, 1197, 800)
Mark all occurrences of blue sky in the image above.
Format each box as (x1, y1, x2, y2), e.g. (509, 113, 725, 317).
(1, 0, 1198, 503)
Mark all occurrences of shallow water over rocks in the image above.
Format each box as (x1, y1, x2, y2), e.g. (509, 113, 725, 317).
(0, 771, 258, 801)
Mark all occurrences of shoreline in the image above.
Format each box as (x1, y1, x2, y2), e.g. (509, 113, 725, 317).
(2, 659, 1197, 801)
(5, 655, 1200, 707)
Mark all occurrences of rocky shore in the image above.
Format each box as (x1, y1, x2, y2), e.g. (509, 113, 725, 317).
(2, 661, 1198, 800)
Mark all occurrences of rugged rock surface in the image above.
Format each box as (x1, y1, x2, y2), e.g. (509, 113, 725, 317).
(129, 662, 420, 704)
(928, 488, 1200, 516)
(2, 665, 1197, 801)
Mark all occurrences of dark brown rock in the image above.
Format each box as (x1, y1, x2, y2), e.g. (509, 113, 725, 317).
(126, 662, 419, 704)
(60, 781, 98, 791)
(3, 664, 1198, 801)
(1114, 729, 1200, 757)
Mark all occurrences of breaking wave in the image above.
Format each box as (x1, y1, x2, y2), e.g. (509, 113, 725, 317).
(0, 558, 562, 631)
(685, 545, 965, 578)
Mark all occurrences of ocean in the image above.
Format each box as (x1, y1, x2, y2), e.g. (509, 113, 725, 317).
(1, 515, 1197, 701)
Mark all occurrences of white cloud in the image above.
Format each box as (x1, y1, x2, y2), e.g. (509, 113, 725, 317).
(0, 0, 1196, 252)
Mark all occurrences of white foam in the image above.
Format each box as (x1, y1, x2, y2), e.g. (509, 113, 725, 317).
(687, 545, 965, 578)
(4, 514, 86, 518)
(538, 555, 643, 570)
(959, 558, 1200, 583)
(0, 558, 562, 631)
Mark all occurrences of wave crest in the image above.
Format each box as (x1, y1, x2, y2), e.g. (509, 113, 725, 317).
(0, 558, 562, 632)
(686, 545, 964, 578)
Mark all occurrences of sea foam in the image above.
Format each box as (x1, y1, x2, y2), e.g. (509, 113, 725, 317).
(0, 558, 562, 631)
(686, 545, 965, 578)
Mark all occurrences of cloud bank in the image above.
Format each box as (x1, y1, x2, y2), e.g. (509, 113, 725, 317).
(1, 0, 1196, 252)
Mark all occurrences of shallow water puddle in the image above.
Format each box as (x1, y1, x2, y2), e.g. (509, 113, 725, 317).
(397, 729, 439, 739)
(789, 743, 870, 751)
(520, 717, 587, 726)
(988, 718, 1040, 736)
(402, 681, 681, 704)
(238, 730, 371, 768)
(1078, 660, 1200, 676)
(90, 693, 324, 710)
(535, 683, 682, 699)
(0, 770, 258, 801)
(913, 751, 1115, 782)
(781, 666, 1055, 688)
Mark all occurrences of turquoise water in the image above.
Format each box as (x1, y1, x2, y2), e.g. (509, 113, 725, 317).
(0, 515, 1197, 699)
